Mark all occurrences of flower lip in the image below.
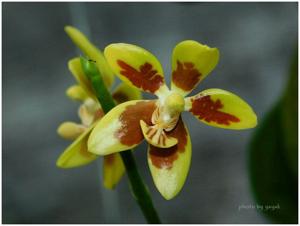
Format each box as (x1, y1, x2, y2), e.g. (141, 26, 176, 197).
(139, 91, 185, 149)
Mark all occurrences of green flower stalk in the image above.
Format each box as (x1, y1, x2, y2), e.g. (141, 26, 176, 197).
(57, 26, 161, 223)
(81, 57, 161, 224)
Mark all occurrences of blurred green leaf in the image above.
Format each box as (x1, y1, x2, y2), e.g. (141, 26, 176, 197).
(248, 50, 298, 223)
(281, 51, 298, 176)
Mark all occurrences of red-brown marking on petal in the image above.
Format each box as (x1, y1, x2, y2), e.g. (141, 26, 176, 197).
(172, 61, 202, 92)
(117, 60, 164, 93)
(112, 91, 130, 104)
(94, 109, 104, 121)
(190, 95, 240, 125)
(116, 101, 157, 146)
(104, 154, 115, 166)
(149, 118, 187, 170)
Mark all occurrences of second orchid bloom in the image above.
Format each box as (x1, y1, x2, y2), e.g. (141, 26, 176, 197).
(57, 26, 141, 189)
(87, 41, 257, 199)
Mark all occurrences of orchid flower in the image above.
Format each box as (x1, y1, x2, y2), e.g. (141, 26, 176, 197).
(57, 26, 141, 189)
(87, 41, 257, 199)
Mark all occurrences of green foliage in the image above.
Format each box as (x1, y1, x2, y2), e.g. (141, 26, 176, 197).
(248, 50, 298, 223)
(281, 51, 298, 176)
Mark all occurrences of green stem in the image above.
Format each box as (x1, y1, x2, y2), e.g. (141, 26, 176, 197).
(80, 57, 161, 224)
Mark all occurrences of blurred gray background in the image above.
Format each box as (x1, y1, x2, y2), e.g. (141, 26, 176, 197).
(3, 2, 297, 223)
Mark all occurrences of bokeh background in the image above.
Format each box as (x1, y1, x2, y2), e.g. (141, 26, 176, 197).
(3, 2, 298, 223)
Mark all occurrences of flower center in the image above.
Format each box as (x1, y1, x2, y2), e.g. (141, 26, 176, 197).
(140, 92, 185, 148)
(154, 92, 185, 131)
(164, 92, 185, 118)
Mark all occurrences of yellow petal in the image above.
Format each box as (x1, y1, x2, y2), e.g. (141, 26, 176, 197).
(66, 85, 89, 101)
(57, 124, 98, 168)
(140, 120, 178, 148)
(57, 121, 86, 140)
(171, 40, 219, 96)
(104, 43, 169, 96)
(68, 57, 97, 99)
(112, 82, 142, 104)
(103, 153, 125, 189)
(185, 88, 257, 130)
(88, 100, 157, 155)
(147, 118, 192, 200)
(65, 26, 114, 87)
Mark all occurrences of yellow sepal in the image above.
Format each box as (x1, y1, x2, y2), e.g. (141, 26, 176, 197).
(57, 121, 86, 140)
(104, 43, 168, 96)
(56, 124, 98, 168)
(65, 26, 114, 87)
(103, 153, 125, 189)
(68, 58, 96, 99)
(186, 88, 257, 130)
(171, 40, 219, 96)
(66, 85, 89, 101)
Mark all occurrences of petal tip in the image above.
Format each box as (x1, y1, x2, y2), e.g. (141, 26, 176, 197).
(103, 181, 116, 190)
(57, 123, 70, 139)
(104, 43, 118, 57)
(68, 57, 79, 71)
(57, 122, 84, 140)
(56, 158, 66, 168)
(249, 112, 258, 128)
(64, 25, 80, 39)
(161, 189, 179, 200)
(56, 152, 70, 169)
(239, 105, 258, 130)
(64, 25, 72, 32)
(154, 177, 182, 200)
